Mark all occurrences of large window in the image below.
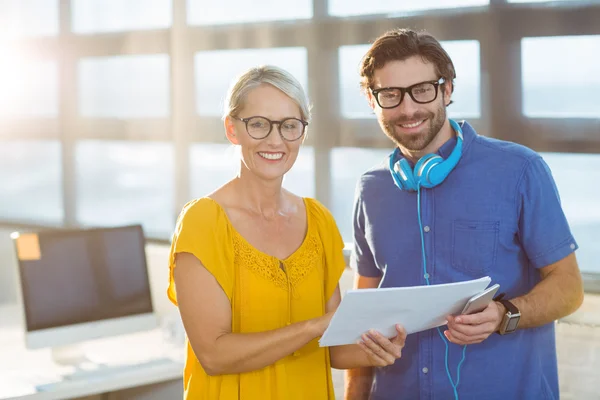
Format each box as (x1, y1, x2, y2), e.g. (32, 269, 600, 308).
(0, 0, 598, 296)
(522, 35, 600, 118)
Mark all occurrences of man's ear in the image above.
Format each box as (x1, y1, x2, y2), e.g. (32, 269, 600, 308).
(224, 116, 240, 145)
(443, 81, 453, 107)
(367, 91, 377, 111)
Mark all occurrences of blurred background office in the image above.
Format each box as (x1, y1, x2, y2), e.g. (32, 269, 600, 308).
(0, 0, 598, 399)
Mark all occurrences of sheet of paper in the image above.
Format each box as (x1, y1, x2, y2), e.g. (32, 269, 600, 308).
(319, 276, 492, 347)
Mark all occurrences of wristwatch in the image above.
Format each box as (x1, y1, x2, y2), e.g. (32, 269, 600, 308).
(494, 293, 520, 335)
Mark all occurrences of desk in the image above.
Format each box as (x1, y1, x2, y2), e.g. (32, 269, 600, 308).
(0, 304, 185, 400)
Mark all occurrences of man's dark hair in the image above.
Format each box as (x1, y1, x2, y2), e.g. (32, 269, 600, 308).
(359, 28, 456, 104)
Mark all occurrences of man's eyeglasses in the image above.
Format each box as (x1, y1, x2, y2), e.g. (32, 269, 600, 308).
(371, 78, 445, 109)
(231, 116, 308, 141)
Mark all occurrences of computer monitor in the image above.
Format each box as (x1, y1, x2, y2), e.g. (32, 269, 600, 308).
(11, 224, 158, 365)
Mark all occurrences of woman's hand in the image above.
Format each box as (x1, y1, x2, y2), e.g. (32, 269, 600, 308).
(357, 324, 407, 367)
(312, 311, 335, 337)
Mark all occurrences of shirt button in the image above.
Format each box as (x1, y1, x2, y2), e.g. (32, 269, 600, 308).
(422, 367, 429, 374)
(424, 273, 430, 279)
(424, 226, 431, 233)
(570, 243, 575, 250)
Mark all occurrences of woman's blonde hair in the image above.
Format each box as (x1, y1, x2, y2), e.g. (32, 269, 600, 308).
(223, 65, 312, 122)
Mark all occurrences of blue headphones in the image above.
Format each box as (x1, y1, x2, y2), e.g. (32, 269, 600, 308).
(388, 119, 464, 191)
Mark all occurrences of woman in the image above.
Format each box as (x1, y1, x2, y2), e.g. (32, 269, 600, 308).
(167, 65, 406, 399)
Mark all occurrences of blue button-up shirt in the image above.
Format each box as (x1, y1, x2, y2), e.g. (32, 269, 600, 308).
(350, 121, 578, 400)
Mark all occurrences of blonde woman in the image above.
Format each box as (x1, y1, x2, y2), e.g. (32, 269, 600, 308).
(167, 65, 406, 400)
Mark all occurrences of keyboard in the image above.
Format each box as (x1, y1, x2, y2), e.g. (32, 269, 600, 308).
(34, 357, 180, 392)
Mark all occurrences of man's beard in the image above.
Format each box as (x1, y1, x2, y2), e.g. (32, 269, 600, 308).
(380, 103, 446, 151)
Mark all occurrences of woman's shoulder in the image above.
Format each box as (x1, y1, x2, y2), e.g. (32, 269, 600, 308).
(179, 197, 221, 218)
(303, 196, 333, 220)
(175, 196, 230, 236)
(302, 197, 339, 234)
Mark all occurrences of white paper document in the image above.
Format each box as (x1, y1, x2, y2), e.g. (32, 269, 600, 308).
(319, 276, 492, 347)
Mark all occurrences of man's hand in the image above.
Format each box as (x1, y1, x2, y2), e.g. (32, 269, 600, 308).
(357, 324, 407, 367)
(444, 301, 505, 345)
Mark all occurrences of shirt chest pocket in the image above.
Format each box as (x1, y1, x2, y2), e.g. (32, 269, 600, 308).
(452, 220, 499, 275)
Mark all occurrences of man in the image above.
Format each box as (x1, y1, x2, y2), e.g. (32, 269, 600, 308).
(345, 28, 584, 400)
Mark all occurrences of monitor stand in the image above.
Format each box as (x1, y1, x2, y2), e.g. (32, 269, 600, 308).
(51, 344, 91, 368)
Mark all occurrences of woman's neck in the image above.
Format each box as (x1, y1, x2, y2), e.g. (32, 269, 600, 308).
(232, 171, 290, 219)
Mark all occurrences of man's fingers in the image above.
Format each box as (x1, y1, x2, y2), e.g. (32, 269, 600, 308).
(444, 329, 488, 345)
(447, 321, 486, 336)
(456, 303, 498, 325)
(395, 324, 407, 338)
(357, 341, 388, 366)
(368, 330, 402, 358)
(362, 333, 395, 364)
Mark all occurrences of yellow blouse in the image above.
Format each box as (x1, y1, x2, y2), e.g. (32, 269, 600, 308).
(167, 197, 346, 400)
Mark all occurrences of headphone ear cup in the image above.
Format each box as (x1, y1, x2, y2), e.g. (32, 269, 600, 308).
(398, 158, 418, 191)
(414, 154, 443, 188)
(390, 161, 408, 190)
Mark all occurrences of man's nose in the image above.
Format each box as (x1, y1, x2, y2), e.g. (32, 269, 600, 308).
(396, 94, 420, 116)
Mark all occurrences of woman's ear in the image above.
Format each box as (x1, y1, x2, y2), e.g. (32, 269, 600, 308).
(224, 116, 240, 145)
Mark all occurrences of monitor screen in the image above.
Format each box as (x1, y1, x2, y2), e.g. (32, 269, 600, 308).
(14, 225, 153, 333)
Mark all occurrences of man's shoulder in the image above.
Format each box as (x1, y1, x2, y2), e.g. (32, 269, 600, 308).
(469, 134, 542, 167)
(356, 159, 392, 191)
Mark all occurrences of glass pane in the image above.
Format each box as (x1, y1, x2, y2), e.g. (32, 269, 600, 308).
(509, 0, 580, 3)
(541, 153, 600, 275)
(194, 47, 308, 117)
(78, 55, 170, 118)
(0, 0, 58, 38)
(0, 140, 63, 223)
(0, 57, 58, 117)
(329, 0, 488, 17)
(330, 147, 392, 243)
(72, 0, 172, 34)
(187, 0, 311, 25)
(190, 144, 314, 199)
(522, 35, 600, 118)
(339, 41, 480, 119)
(284, 146, 314, 198)
(76, 141, 174, 238)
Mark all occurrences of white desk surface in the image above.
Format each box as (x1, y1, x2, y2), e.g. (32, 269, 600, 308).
(0, 304, 185, 400)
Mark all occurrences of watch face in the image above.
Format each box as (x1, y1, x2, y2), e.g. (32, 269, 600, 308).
(506, 316, 520, 332)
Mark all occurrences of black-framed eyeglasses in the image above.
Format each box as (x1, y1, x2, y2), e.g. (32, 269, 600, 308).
(232, 115, 308, 141)
(371, 78, 445, 109)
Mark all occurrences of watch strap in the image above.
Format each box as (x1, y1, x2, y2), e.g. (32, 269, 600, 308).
(494, 293, 519, 315)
